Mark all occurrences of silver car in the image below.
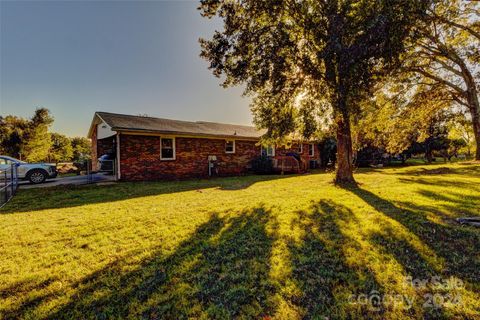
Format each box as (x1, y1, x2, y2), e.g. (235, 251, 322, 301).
(0, 156, 57, 184)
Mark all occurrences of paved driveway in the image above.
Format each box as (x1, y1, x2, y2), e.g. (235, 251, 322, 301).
(19, 173, 116, 189)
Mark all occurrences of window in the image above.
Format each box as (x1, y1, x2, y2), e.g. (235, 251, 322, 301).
(309, 143, 315, 156)
(261, 145, 275, 157)
(0, 158, 12, 165)
(160, 137, 175, 160)
(298, 143, 303, 154)
(225, 140, 235, 153)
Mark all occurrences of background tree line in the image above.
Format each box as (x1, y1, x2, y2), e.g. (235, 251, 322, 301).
(0, 108, 91, 163)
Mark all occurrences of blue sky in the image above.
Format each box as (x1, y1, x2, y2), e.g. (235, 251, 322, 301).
(0, 0, 251, 137)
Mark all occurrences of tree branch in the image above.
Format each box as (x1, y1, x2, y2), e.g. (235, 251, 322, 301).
(451, 93, 469, 108)
(408, 67, 466, 95)
(431, 57, 463, 78)
(432, 13, 480, 41)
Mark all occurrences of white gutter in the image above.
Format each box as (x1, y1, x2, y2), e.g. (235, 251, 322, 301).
(116, 133, 121, 180)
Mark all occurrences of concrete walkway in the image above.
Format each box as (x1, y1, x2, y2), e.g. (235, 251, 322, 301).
(19, 173, 116, 189)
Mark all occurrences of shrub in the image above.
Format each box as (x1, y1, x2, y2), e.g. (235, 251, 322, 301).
(250, 155, 274, 174)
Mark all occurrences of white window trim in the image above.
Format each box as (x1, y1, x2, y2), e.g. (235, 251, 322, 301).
(298, 143, 303, 154)
(309, 143, 315, 157)
(225, 140, 235, 153)
(160, 136, 176, 160)
(262, 145, 275, 157)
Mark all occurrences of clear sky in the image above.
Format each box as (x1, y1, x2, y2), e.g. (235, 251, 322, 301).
(0, 0, 251, 137)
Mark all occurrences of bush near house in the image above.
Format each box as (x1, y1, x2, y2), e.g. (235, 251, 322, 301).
(0, 163, 479, 319)
(250, 155, 274, 174)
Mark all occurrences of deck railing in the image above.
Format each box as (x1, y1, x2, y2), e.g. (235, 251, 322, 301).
(273, 156, 303, 174)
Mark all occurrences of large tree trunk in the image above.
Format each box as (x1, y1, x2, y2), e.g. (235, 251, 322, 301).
(335, 112, 355, 184)
(471, 110, 480, 160)
(458, 60, 480, 160)
(466, 90, 480, 160)
(425, 140, 433, 163)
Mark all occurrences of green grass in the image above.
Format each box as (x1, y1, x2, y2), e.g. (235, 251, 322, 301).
(1, 163, 479, 319)
(57, 173, 78, 178)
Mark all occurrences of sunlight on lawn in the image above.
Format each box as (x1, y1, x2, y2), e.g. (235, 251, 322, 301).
(0, 163, 479, 319)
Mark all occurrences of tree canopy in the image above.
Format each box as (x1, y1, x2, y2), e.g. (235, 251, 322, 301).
(21, 108, 54, 162)
(199, 0, 431, 183)
(50, 133, 74, 163)
(0, 108, 91, 163)
(400, 0, 480, 159)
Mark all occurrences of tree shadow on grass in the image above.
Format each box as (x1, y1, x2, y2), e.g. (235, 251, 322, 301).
(414, 189, 480, 218)
(369, 232, 434, 280)
(398, 177, 480, 193)
(288, 197, 470, 319)
(0, 277, 59, 319)
(367, 231, 460, 320)
(362, 164, 480, 176)
(398, 165, 480, 176)
(345, 186, 480, 287)
(3, 206, 278, 319)
(1, 174, 310, 214)
(288, 200, 384, 319)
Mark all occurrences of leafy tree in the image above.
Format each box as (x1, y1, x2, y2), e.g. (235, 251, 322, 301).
(401, 0, 480, 159)
(0, 115, 29, 159)
(1, 109, 91, 163)
(22, 108, 54, 162)
(71, 137, 92, 162)
(421, 113, 450, 163)
(199, 0, 430, 183)
(448, 112, 475, 157)
(443, 137, 467, 160)
(318, 135, 337, 168)
(0, 117, 6, 153)
(49, 133, 73, 163)
(354, 83, 456, 163)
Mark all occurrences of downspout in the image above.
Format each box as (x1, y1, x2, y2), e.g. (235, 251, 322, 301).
(116, 133, 121, 180)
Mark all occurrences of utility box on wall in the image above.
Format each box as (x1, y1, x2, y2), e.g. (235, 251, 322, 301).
(208, 155, 218, 176)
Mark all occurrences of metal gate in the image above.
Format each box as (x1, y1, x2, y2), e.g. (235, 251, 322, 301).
(0, 164, 19, 208)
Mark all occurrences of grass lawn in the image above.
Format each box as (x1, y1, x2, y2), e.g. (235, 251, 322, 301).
(57, 173, 78, 178)
(1, 163, 479, 319)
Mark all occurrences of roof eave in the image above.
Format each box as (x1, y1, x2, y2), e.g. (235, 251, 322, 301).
(87, 112, 116, 139)
(114, 128, 262, 140)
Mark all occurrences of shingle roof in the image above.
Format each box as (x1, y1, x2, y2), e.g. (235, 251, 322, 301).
(96, 112, 265, 139)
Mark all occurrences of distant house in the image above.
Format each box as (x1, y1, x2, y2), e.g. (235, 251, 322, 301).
(87, 112, 319, 181)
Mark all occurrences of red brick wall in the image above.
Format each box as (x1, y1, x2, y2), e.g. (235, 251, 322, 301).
(119, 135, 262, 181)
(118, 134, 320, 181)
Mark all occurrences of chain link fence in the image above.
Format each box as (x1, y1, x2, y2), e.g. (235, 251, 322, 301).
(68, 159, 116, 184)
(0, 164, 19, 208)
(0, 160, 115, 202)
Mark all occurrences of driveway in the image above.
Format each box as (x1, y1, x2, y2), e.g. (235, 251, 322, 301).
(19, 173, 116, 189)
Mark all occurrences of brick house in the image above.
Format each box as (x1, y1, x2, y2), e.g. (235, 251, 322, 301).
(88, 112, 319, 181)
